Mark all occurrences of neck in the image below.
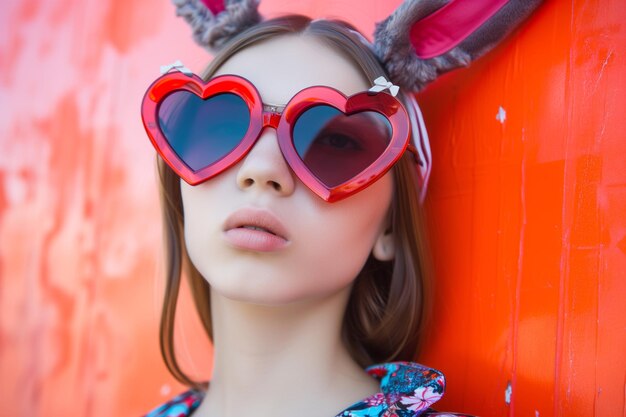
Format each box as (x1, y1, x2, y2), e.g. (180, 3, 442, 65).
(196, 286, 379, 417)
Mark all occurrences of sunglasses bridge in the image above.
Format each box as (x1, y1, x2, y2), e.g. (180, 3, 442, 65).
(262, 103, 286, 129)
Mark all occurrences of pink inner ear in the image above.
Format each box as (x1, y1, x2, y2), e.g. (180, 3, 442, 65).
(410, 0, 509, 59)
(200, 0, 226, 15)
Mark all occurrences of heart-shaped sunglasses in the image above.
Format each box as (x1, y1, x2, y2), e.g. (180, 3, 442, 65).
(141, 71, 418, 202)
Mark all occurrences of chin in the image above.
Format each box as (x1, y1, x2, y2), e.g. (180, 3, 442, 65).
(209, 276, 353, 307)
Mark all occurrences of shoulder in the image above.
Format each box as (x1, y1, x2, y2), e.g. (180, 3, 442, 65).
(142, 389, 204, 417)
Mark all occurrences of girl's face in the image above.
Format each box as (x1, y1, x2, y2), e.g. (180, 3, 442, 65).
(181, 34, 394, 306)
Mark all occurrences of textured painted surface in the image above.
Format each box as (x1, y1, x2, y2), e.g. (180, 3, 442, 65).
(417, 1, 626, 415)
(0, 1, 624, 416)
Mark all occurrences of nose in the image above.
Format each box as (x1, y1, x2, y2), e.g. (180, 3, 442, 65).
(235, 128, 296, 197)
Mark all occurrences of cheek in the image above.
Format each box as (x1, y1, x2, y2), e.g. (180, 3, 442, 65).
(293, 173, 394, 288)
(179, 179, 228, 274)
(181, 184, 208, 242)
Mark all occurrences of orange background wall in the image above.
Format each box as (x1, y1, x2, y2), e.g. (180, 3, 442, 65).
(0, 0, 624, 416)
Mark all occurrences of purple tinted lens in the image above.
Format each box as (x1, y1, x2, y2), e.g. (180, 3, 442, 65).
(158, 91, 250, 171)
(292, 105, 392, 187)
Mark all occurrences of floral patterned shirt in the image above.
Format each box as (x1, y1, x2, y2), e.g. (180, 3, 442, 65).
(143, 362, 473, 417)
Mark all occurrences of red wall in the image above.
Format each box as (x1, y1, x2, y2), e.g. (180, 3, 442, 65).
(0, 0, 624, 416)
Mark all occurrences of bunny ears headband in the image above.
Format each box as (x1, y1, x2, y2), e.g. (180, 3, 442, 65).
(172, 0, 543, 92)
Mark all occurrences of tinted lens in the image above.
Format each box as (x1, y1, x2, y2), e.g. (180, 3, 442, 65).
(293, 105, 392, 187)
(158, 91, 250, 171)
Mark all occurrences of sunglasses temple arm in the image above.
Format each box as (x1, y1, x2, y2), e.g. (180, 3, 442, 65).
(406, 144, 424, 167)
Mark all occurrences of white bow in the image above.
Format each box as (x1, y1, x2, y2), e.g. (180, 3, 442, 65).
(368, 76, 400, 97)
(160, 60, 193, 76)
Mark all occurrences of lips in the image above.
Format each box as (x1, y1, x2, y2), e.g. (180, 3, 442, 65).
(223, 208, 290, 251)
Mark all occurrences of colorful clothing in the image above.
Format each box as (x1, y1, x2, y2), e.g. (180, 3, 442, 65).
(144, 362, 473, 417)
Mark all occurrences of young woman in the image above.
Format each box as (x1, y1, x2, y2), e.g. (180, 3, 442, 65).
(140, 1, 542, 416)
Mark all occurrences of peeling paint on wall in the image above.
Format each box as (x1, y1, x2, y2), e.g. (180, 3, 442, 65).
(496, 106, 507, 124)
(505, 382, 513, 405)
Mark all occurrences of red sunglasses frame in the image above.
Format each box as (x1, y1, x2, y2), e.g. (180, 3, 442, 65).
(141, 71, 416, 202)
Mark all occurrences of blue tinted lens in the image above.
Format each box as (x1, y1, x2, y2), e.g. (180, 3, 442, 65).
(292, 105, 392, 187)
(158, 91, 250, 171)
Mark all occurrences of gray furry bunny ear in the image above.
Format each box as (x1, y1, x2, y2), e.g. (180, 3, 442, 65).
(373, 0, 543, 92)
(172, 0, 261, 52)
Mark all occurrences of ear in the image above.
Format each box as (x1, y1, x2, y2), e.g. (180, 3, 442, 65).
(373, 0, 544, 91)
(172, 0, 262, 52)
(372, 229, 395, 262)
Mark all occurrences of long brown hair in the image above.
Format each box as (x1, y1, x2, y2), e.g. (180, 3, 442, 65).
(155, 15, 433, 390)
